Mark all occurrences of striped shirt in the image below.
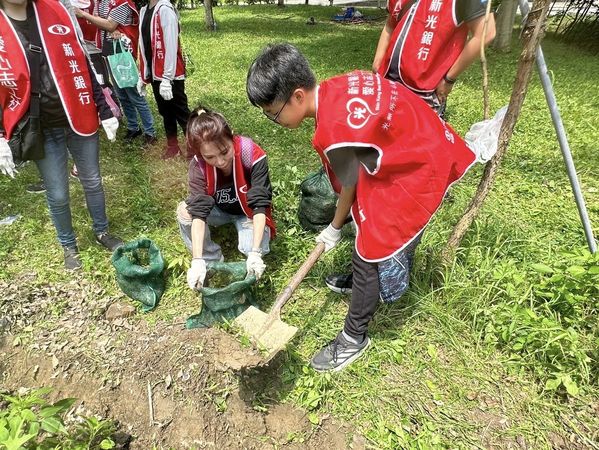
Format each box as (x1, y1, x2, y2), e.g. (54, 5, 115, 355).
(98, 1, 135, 50)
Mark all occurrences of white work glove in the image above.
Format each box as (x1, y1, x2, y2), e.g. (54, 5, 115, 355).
(159, 79, 173, 101)
(136, 78, 146, 97)
(246, 251, 266, 280)
(101, 117, 119, 142)
(0, 138, 16, 178)
(187, 258, 206, 290)
(316, 223, 342, 252)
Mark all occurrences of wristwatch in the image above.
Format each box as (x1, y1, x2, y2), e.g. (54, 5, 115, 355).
(250, 248, 262, 255)
(443, 73, 457, 84)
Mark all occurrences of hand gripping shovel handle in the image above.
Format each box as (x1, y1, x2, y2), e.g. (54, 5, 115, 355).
(269, 242, 325, 321)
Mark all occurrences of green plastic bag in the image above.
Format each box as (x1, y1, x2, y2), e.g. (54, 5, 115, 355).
(107, 39, 138, 89)
(186, 261, 256, 329)
(111, 238, 165, 312)
(298, 167, 337, 232)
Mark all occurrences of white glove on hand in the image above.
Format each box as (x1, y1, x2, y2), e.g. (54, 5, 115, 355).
(136, 78, 146, 97)
(246, 251, 266, 280)
(0, 138, 16, 178)
(101, 117, 119, 142)
(316, 223, 342, 252)
(187, 258, 206, 290)
(159, 79, 173, 101)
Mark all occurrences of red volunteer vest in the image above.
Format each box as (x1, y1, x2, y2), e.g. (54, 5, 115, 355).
(0, 0, 98, 139)
(380, 0, 469, 92)
(77, 0, 98, 42)
(101, 0, 140, 60)
(313, 71, 475, 262)
(194, 135, 276, 238)
(139, 2, 185, 83)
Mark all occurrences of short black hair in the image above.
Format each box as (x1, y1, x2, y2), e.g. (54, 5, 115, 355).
(246, 43, 316, 107)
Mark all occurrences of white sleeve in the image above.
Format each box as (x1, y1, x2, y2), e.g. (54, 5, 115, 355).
(159, 6, 179, 80)
(58, 0, 85, 43)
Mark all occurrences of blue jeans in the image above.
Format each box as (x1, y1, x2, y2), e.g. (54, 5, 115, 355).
(35, 128, 109, 248)
(176, 201, 270, 262)
(113, 84, 155, 136)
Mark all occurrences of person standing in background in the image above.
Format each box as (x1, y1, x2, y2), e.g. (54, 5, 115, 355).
(76, 0, 157, 145)
(372, 0, 496, 117)
(0, 0, 124, 269)
(138, 0, 190, 159)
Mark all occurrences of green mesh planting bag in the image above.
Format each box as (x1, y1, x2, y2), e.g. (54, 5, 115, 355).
(186, 261, 256, 329)
(298, 167, 337, 232)
(111, 238, 165, 312)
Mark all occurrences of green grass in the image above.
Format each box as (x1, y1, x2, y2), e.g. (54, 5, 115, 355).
(1, 6, 598, 448)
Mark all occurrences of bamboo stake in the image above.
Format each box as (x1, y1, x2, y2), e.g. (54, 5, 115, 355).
(480, 0, 494, 120)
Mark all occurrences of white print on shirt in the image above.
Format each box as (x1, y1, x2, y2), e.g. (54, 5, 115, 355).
(359, 207, 366, 222)
(0, 40, 20, 110)
(47, 24, 70, 35)
(346, 97, 378, 129)
(216, 187, 238, 204)
(62, 43, 74, 56)
(417, 0, 445, 61)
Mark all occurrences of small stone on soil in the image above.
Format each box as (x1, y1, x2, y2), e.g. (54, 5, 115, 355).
(105, 303, 137, 321)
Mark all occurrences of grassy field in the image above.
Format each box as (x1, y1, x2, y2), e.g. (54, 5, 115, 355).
(1, 6, 598, 448)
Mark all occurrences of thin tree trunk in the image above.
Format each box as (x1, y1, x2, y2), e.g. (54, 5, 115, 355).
(494, 0, 519, 51)
(480, 0, 493, 120)
(440, 0, 552, 266)
(204, 0, 216, 31)
(278, 0, 285, 7)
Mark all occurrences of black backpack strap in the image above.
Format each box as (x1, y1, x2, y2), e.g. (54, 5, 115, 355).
(26, 3, 42, 119)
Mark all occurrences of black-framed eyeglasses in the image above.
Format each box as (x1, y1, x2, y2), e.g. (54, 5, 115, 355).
(264, 94, 291, 123)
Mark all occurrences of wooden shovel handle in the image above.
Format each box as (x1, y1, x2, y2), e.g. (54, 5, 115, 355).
(270, 242, 325, 318)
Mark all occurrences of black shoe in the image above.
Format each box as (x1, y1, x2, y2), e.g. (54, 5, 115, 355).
(142, 134, 158, 146)
(325, 273, 352, 295)
(310, 332, 370, 372)
(124, 129, 142, 142)
(63, 245, 82, 271)
(26, 181, 46, 194)
(95, 232, 124, 251)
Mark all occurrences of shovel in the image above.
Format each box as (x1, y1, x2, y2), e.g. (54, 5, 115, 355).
(234, 242, 325, 362)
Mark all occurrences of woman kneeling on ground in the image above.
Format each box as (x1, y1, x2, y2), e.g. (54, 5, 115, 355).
(0, 0, 123, 270)
(177, 107, 276, 290)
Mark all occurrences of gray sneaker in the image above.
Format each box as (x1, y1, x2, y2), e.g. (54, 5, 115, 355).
(310, 332, 370, 372)
(63, 245, 82, 271)
(325, 273, 352, 295)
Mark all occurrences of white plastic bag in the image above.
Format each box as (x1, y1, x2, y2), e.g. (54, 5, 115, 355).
(465, 106, 508, 163)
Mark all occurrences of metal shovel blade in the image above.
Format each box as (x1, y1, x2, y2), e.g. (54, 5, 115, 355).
(232, 243, 325, 363)
(234, 305, 298, 359)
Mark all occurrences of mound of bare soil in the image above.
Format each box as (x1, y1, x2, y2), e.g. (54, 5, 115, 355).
(0, 276, 365, 449)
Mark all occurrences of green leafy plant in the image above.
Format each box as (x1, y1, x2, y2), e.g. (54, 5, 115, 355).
(481, 248, 598, 396)
(0, 388, 116, 450)
(531, 248, 599, 330)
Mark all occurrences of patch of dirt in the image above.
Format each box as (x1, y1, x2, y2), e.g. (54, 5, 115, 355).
(0, 276, 364, 449)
